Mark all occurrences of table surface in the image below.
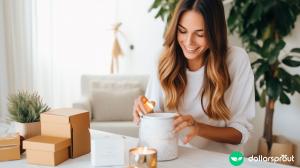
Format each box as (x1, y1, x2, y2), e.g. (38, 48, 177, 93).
(0, 135, 297, 168)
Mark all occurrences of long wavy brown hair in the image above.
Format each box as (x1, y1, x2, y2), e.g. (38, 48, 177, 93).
(158, 0, 231, 121)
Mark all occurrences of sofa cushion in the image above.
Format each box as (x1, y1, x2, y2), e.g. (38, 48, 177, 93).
(91, 87, 143, 121)
(90, 80, 143, 92)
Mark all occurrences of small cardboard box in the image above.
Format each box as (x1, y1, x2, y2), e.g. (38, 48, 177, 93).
(40, 108, 90, 158)
(0, 133, 20, 161)
(23, 135, 71, 166)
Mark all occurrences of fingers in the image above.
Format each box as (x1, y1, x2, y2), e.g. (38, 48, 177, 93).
(173, 115, 192, 128)
(173, 115, 195, 133)
(150, 101, 156, 108)
(133, 96, 144, 124)
(141, 96, 148, 104)
(173, 121, 189, 133)
(137, 98, 148, 114)
(133, 96, 154, 125)
(173, 115, 198, 144)
(133, 100, 140, 124)
(184, 131, 195, 144)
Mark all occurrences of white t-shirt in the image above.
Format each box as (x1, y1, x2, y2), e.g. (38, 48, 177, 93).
(145, 46, 255, 154)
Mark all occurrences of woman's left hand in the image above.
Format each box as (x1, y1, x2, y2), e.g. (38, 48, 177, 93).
(173, 114, 200, 144)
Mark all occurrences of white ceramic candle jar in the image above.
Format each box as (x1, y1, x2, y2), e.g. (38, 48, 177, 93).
(139, 112, 178, 161)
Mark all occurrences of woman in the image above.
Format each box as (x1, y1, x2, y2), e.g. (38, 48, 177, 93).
(133, 0, 255, 153)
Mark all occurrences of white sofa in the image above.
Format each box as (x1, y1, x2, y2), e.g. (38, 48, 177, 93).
(73, 74, 149, 138)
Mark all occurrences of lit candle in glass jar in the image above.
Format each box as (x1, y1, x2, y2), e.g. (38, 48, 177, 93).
(129, 147, 157, 168)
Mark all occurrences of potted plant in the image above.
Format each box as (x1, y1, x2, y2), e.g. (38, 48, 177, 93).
(227, 0, 300, 165)
(8, 91, 50, 139)
(149, 0, 300, 165)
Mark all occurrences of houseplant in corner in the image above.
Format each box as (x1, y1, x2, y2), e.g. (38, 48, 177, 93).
(227, 0, 300, 165)
(8, 91, 50, 139)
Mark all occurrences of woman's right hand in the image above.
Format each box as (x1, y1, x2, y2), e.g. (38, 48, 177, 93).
(132, 96, 155, 125)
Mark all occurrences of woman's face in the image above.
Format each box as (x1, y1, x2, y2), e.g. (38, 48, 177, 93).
(177, 10, 208, 66)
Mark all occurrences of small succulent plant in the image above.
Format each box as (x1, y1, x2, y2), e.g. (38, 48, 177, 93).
(8, 91, 50, 123)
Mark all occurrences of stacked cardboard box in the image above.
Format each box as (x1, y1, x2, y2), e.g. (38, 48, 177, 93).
(23, 108, 90, 166)
(41, 108, 90, 158)
(23, 136, 71, 166)
(0, 133, 20, 161)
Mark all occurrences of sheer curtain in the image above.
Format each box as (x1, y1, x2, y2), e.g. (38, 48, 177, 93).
(34, 0, 116, 108)
(1, 0, 164, 118)
(0, 0, 123, 117)
(0, 0, 35, 119)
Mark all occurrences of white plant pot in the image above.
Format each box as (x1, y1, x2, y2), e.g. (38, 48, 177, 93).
(139, 112, 178, 161)
(14, 121, 41, 139)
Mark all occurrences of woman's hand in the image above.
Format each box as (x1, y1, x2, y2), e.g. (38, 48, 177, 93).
(173, 114, 200, 144)
(132, 96, 155, 125)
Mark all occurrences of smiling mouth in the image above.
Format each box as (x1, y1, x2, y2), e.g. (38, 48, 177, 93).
(184, 46, 199, 53)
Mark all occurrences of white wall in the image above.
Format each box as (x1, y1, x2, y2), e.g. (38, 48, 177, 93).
(31, 0, 166, 107)
(224, 3, 300, 166)
(116, 0, 165, 74)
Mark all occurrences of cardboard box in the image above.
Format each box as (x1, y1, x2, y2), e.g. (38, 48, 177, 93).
(23, 135, 71, 166)
(40, 108, 90, 158)
(0, 133, 20, 161)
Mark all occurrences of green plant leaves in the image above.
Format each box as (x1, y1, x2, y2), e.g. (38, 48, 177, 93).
(249, 3, 263, 25)
(149, 0, 179, 23)
(228, 0, 300, 108)
(260, 39, 286, 64)
(282, 56, 300, 67)
(254, 62, 269, 81)
(279, 91, 291, 104)
(8, 91, 51, 123)
(259, 89, 267, 107)
(291, 48, 300, 53)
(266, 78, 281, 100)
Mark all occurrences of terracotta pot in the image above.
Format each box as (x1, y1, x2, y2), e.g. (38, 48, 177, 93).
(14, 121, 41, 139)
(257, 135, 295, 165)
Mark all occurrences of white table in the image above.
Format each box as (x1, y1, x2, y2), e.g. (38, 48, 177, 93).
(0, 136, 296, 168)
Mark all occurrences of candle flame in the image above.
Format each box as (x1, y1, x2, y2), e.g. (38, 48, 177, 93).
(136, 147, 154, 155)
(143, 147, 148, 154)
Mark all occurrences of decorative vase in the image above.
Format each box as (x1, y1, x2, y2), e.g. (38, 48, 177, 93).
(139, 112, 178, 161)
(14, 121, 41, 139)
(258, 135, 295, 165)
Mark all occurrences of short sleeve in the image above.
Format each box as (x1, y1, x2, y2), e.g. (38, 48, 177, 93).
(145, 71, 165, 112)
(225, 47, 256, 144)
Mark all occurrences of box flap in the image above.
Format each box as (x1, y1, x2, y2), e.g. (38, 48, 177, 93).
(46, 108, 88, 117)
(41, 108, 89, 124)
(0, 134, 20, 147)
(41, 113, 70, 124)
(23, 136, 71, 152)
